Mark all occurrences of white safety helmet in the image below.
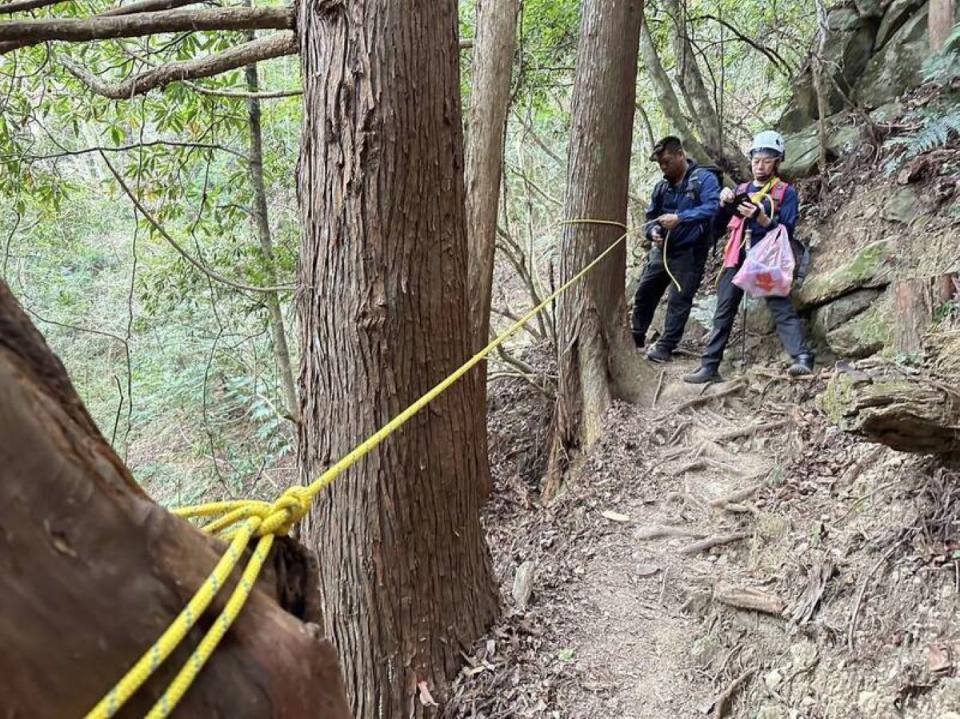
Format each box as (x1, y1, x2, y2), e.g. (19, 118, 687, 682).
(750, 130, 786, 159)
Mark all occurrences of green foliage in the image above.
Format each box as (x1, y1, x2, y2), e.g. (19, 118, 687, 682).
(884, 23, 960, 171)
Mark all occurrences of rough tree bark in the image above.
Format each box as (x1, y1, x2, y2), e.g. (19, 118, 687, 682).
(0, 280, 351, 717)
(296, 1, 498, 715)
(243, 26, 298, 422)
(465, 0, 520, 351)
(544, 0, 648, 499)
(930, 0, 957, 53)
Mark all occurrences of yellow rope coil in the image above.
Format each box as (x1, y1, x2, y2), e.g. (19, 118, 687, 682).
(85, 218, 632, 719)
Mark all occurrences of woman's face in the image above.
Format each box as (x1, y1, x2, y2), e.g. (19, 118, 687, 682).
(751, 152, 779, 182)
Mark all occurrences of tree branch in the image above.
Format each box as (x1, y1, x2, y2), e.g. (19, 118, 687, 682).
(0, 0, 66, 15)
(99, 151, 297, 295)
(12, 139, 248, 161)
(101, 0, 206, 17)
(0, 0, 206, 54)
(0, 5, 294, 45)
(690, 14, 793, 75)
(62, 32, 296, 99)
(183, 80, 301, 99)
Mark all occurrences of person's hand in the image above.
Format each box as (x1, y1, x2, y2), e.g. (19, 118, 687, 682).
(738, 201, 770, 226)
(657, 213, 680, 231)
(720, 187, 736, 205)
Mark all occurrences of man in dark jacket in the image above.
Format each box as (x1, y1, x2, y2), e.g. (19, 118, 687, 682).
(632, 136, 721, 362)
(684, 130, 814, 384)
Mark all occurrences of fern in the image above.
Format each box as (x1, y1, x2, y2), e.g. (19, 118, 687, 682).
(887, 105, 960, 155)
(923, 22, 960, 83)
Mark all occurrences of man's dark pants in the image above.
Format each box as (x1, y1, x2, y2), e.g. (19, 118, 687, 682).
(631, 243, 709, 350)
(701, 265, 810, 369)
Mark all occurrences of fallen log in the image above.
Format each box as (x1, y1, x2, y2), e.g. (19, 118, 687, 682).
(0, 281, 350, 717)
(820, 361, 960, 454)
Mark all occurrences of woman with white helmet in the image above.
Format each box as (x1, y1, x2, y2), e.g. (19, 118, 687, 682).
(684, 130, 814, 384)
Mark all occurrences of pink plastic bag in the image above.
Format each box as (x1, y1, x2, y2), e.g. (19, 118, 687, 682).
(732, 225, 796, 298)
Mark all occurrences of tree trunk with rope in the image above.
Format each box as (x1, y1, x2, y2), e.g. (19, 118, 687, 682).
(296, 1, 499, 715)
(544, 0, 649, 500)
(0, 280, 351, 718)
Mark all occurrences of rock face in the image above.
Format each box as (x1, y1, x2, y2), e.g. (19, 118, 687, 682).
(797, 239, 896, 309)
(810, 288, 884, 339)
(858, 5, 931, 108)
(824, 290, 892, 358)
(779, 0, 933, 137)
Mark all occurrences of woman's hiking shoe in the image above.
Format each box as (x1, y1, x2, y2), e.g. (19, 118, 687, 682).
(683, 366, 722, 384)
(787, 354, 815, 377)
(645, 344, 672, 363)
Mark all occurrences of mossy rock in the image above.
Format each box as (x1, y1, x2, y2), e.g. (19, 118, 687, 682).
(780, 125, 822, 179)
(810, 288, 883, 339)
(818, 372, 859, 425)
(797, 239, 896, 308)
(825, 291, 893, 358)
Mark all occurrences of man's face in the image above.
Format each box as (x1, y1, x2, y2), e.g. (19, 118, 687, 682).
(751, 152, 779, 182)
(657, 151, 686, 180)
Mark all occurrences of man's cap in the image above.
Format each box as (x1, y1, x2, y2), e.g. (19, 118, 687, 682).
(649, 135, 684, 161)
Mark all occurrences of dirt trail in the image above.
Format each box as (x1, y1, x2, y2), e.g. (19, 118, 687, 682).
(450, 354, 960, 719)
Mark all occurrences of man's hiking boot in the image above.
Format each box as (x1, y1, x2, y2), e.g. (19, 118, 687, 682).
(787, 354, 814, 377)
(683, 365, 722, 384)
(645, 344, 672, 363)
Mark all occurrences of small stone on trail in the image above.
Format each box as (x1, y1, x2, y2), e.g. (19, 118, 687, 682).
(636, 563, 661, 577)
(512, 560, 537, 611)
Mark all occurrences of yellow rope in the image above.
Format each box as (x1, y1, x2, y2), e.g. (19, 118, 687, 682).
(84, 217, 632, 719)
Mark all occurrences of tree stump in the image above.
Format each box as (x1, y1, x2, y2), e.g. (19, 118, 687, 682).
(0, 281, 350, 718)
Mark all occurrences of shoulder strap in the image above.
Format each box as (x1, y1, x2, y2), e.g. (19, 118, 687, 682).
(652, 179, 668, 207)
(770, 180, 789, 203)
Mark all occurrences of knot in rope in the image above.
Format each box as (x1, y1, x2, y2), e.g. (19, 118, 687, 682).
(256, 485, 312, 537)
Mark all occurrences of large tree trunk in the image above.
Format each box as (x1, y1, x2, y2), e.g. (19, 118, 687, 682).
(0, 280, 350, 717)
(296, 2, 498, 715)
(930, 0, 957, 52)
(244, 29, 298, 422)
(544, 0, 648, 498)
(465, 0, 520, 351)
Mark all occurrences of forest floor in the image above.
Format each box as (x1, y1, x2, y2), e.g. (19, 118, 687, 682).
(448, 349, 960, 719)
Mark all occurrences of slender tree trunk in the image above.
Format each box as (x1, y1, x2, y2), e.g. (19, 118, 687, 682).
(0, 280, 350, 717)
(544, 0, 649, 499)
(296, 2, 498, 715)
(813, 0, 830, 189)
(466, 0, 520, 351)
(930, 0, 957, 52)
(639, 15, 711, 163)
(650, 4, 748, 177)
(666, 0, 720, 148)
(244, 46, 299, 423)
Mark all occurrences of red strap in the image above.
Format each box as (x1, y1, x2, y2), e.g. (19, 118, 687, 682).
(770, 181, 789, 203)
